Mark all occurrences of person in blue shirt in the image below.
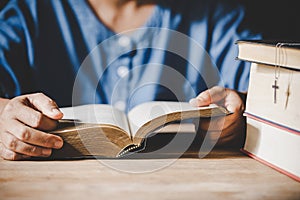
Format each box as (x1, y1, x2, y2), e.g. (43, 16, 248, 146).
(0, 0, 260, 160)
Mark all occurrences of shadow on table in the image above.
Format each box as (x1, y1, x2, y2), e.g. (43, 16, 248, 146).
(30, 131, 245, 161)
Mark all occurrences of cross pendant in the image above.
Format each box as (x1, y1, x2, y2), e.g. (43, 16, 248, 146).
(272, 80, 279, 104)
(285, 84, 291, 109)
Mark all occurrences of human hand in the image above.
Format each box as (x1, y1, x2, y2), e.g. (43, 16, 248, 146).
(0, 93, 64, 160)
(189, 86, 246, 148)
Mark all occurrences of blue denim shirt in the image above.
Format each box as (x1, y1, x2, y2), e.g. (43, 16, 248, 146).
(0, 0, 260, 111)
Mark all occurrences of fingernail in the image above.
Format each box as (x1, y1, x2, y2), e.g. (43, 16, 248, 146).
(189, 98, 199, 107)
(54, 140, 63, 148)
(52, 108, 62, 115)
(42, 148, 52, 156)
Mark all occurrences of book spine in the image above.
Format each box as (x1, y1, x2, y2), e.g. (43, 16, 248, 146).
(244, 112, 300, 135)
(240, 148, 300, 182)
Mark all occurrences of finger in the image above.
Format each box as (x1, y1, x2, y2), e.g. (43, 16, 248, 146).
(208, 119, 245, 147)
(26, 93, 63, 120)
(8, 100, 59, 131)
(223, 90, 244, 113)
(199, 114, 246, 148)
(204, 130, 236, 147)
(1, 132, 52, 157)
(198, 116, 226, 131)
(0, 142, 30, 161)
(205, 131, 222, 144)
(199, 112, 239, 131)
(4, 119, 63, 149)
(189, 86, 226, 107)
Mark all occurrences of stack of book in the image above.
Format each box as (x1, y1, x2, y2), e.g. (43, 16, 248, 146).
(236, 40, 300, 182)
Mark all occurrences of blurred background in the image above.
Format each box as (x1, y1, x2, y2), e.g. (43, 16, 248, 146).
(243, 0, 300, 41)
(0, 0, 299, 41)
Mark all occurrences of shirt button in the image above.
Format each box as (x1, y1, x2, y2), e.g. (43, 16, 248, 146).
(118, 36, 131, 47)
(117, 66, 129, 78)
(114, 101, 126, 111)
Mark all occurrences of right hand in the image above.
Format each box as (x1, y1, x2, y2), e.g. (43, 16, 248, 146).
(0, 93, 64, 160)
(189, 86, 246, 148)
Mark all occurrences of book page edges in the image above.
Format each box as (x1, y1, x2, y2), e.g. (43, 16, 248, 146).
(241, 149, 300, 182)
(245, 62, 300, 131)
(51, 123, 134, 158)
(244, 112, 300, 135)
(243, 117, 300, 181)
(132, 106, 229, 144)
(237, 41, 300, 70)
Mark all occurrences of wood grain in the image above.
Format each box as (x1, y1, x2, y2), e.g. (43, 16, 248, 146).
(0, 149, 299, 200)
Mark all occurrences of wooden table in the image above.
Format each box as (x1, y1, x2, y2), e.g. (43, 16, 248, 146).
(1, 149, 299, 200)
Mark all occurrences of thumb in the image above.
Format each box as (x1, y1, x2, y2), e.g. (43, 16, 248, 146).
(26, 93, 63, 120)
(189, 86, 227, 107)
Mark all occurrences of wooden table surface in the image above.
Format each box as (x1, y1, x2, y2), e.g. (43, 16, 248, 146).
(1, 149, 299, 200)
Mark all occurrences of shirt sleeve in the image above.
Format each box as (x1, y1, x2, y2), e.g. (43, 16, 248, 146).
(0, 0, 36, 98)
(208, 2, 262, 92)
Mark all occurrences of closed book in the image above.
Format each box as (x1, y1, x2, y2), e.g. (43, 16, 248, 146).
(242, 116, 300, 182)
(245, 62, 300, 132)
(236, 40, 300, 70)
(237, 40, 300, 182)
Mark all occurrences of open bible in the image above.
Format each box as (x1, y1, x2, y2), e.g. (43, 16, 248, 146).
(50, 101, 230, 158)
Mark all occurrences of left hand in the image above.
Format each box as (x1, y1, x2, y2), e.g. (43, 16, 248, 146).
(189, 86, 246, 148)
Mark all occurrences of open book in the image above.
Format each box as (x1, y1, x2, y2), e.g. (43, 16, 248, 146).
(50, 101, 230, 158)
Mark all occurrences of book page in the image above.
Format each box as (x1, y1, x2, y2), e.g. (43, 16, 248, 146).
(246, 63, 300, 131)
(127, 101, 220, 138)
(60, 104, 130, 134)
(245, 117, 300, 179)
